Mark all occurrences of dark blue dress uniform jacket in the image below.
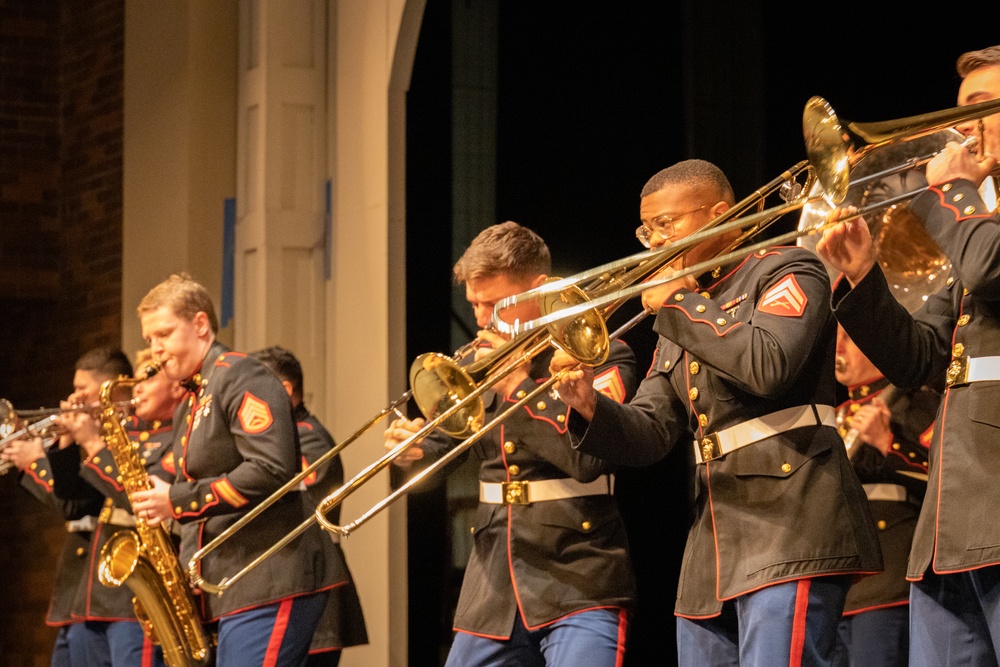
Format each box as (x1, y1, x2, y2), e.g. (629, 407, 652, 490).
(294, 405, 368, 653)
(573, 246, 884, 618)
(168, 341, 337, 620)
(836, 378, 938, 614)
(417, 340, 638, 638)
(834, 178, 1000, 580)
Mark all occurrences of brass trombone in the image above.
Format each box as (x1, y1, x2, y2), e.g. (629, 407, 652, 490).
(495, 95, 1000, 336)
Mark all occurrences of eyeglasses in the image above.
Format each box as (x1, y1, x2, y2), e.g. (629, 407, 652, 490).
(635, 203, 712, 248)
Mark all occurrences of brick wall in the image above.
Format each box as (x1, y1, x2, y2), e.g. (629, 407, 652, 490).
(0, 0, 124, 663)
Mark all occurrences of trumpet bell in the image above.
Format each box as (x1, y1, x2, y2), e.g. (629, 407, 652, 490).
(409, 353, 485, 438)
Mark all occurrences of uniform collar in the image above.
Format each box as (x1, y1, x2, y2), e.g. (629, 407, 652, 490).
(183, 340, 229, 392)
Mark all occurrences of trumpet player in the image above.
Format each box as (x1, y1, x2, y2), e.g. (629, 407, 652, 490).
(830, 325, 938, 667)
(385, 222, 639, 667)
(551, 159, 883, 666)
(1, 347, 132, 667)
(818, 43, 1000, 667)
(129, 273, 337, 667)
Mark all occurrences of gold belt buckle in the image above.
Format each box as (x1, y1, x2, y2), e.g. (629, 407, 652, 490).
(946, 356, 969, 387)
(98, 506, 113, 524)
(700, 433, 722, 463)
(502, 481, 529, 505)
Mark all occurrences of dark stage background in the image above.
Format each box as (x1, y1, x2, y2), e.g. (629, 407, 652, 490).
(404, 2, 1000, 666)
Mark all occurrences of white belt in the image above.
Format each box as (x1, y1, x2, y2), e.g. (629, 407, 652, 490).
(66, 515, 98, 533)
(99, 506, 137, 527)
(946, 356, 1000, 387)
(479, 474, 614, 505)
(863, 483, 908, 503)
(694, 404, 837, 464)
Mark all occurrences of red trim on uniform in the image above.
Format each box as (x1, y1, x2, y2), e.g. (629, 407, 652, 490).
(215, 351, 247, 368)
(520, 401, 570, 433)
(23, 460, 54, 491)
(615, 607, 628, 667)
(593, 366, 627, 404)
(660, 303, 745, 336)
(929, 185, 995, 221)
(84, 457, 124, 492)
(141, 634, 154, 667)
(842, 599, 909, 617)
(929, 302, 959, 577)
(452, 628, 512, 640)
(85, 529, 101, 616)
(238, 392, 274, 434)
(298, 421, 314, 431)
(263, 598, 293, 667)
(788, 579, 811, 666)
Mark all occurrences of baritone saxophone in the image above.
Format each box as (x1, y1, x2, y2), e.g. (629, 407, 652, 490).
(96, 367, 214, 667)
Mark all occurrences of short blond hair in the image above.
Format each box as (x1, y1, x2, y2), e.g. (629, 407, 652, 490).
(138, 273, 219, 333)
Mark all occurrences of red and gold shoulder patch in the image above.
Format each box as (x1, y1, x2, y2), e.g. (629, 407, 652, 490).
(161, 451, 176, 475)
(758, 274, 808, 317)
(593, 367, 627, 404)
(301, 456, 318, 486)
(238, 392, 274, 434)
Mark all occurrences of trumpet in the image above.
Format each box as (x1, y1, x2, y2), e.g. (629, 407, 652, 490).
(494, 95, 1000, 336)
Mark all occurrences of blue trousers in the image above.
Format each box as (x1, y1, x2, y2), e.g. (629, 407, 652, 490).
(216, 592, 328, 667)
(676, 576, 850, 666)
(445, 608, 628, 667)
(77, 620, 165, 667)
(831, 606, 909, 667)
(50, 624, 86, 667)
(910, 568, 1000, 667)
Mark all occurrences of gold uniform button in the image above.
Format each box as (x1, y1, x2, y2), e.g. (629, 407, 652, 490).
(953, 343, 965, 357)
(781, 463, 792, 473)
(958, 314, 971, 326)
(152, 420, 161, 430)
(964, 205, 977, 215)
(877, 520, 887, 530)
(850, 403, 860, 414)
(947, 277, 955, 286)
(181, 436, 187, 446)
(469, 526, 475, 534)
(696, 304, 707, 313)
(93, 456, 101, 465)
(689, 388, 699, 401)
(536, 401, 547, 411)
(909, 452, 916, 459)
(700, 292, 711, 299)
(689, 361, 700, 375)
(39, 470, 47, 478)
(29, 462, 37, 470)
(76, 547, 86, 557)
(941, 183, 953, 191)
(556, 414, 566, 423)
(139, 458, 147, 466)
(186, 414, 192, 423)
(860, 385, 870, 397)
(174, 506, 182, 515)
(104, 498, 113, 507)
(104, 466, 113, 474)
(663, 360, 671, 370)
(716, 318, 727, 326)
(698, 414, 708, 428)
(674, 293, 685, 302)
(116, 476, 123, 484)
(516, 390, 526, 399)
(953, 193, 965, 202)
(892, 443, 901, 450)
(139, 432, 150, 442)
(581, 521, 592, 531)
(508, 465, 520, 476)
(205, 494, 214, 502)
(218, 354, 226, 362)
(964, 288, 970, 296)
(190, 501, 198, 510)
(504, 441, 516, 454)
(48, 480, 54, 486)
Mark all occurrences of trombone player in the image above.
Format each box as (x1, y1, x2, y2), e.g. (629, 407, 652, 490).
(550, 159, 882, 665)
(385, 221, 639, 666)
(818, 44, 1000, 667)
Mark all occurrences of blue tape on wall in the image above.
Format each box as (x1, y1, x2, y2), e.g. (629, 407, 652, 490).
(221, 197, 236, 328)
(324, 179, 332, 281)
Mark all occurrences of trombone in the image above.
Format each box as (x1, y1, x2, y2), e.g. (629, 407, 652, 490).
(494, 95, 1000, 336)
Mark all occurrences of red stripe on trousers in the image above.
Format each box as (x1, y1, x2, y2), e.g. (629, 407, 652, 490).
(263, 599, 294, 667)
(789, 579, 811, 667)
(616, 608, 629, 667)
(142, 634, 154, 667)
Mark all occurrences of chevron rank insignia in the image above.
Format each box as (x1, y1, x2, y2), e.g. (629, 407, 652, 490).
(758, 275, 807, 317)
(593, 367, 626, 404)
(238, 392, 274, 434)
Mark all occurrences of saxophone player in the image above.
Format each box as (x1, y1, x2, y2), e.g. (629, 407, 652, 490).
(130, 273, 336, 667)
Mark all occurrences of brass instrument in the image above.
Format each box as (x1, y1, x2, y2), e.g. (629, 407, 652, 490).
(96, 367, 214, 667)
(0, 400, 15, 475)
(496, 96, 1000, 336)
